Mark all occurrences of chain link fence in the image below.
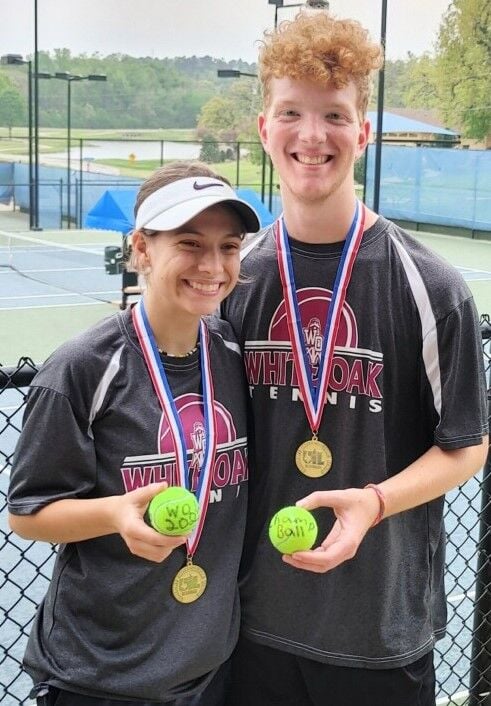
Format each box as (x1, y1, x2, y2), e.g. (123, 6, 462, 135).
(1, 319, 490, 705)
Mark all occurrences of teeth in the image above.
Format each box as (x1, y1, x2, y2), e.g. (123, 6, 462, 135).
(296, 154, 329, 165)
(188, 281, 220, 293)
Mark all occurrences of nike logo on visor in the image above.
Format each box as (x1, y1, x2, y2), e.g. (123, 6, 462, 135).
(193, 181, 225, 190)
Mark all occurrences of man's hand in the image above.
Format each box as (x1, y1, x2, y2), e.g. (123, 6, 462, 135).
(282, 487, 380, 573)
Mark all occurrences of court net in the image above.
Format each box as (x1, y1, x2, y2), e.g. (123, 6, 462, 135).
(0, 229, 124, 306)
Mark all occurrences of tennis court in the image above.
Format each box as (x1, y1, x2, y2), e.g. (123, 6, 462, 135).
(0, 221, 123, 366)
(0, 209, 490, 704)
(0, 210, 490, 367)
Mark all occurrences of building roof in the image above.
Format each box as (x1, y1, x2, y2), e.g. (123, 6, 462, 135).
(367, 111, 459, 137)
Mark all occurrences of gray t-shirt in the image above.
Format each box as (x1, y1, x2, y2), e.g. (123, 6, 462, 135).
(8, 308, 248, 701)
(222, 216, 487, 669)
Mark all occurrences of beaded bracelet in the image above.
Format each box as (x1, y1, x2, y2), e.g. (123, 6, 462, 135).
(364, 483, 386, 527)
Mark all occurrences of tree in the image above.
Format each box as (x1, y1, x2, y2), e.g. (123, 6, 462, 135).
(197, 95, 238, 139)
(403, 54, 440, 111)
(199, 134, 221, 163)
(0, 88, 25, 137)
(434, 0, 491, 139)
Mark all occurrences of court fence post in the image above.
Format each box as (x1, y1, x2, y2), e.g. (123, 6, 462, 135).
(75, 177, 79, 229)
(468, 321, 491, 706)
(59, 178, 63, 229)
(78, 138, 84, 229)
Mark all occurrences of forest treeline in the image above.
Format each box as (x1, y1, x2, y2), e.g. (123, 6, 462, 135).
(0, 0, 489, 141)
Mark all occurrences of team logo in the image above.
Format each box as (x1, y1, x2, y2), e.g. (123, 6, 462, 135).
(244, 286, 383, 410)
(120, 393, 247, 492)
(269, 287, 359, 379)
(159, 393, 236, 456)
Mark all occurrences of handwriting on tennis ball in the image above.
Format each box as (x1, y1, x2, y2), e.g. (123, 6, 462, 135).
(147, 487, 199, 536)
(268, 506, 318, 554)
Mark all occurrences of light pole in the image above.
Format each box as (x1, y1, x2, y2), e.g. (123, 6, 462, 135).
(217, 70, 257, 79)
(0, 54, 34, 228)
(54, 72, 106, 229)
(372, 0, 388, 213)
(268, 0, 306, 28)
(33, 0, 41, 229)
(266, 1, 310, 212)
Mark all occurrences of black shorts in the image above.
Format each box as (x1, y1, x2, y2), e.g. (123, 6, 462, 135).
(33, 660, 230, 706)
(229, 636, 436, 706)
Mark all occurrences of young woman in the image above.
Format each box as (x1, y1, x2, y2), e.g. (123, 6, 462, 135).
(8, 161, 260, 706)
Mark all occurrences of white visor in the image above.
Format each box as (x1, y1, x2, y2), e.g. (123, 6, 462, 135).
(135, 176, 261, 233)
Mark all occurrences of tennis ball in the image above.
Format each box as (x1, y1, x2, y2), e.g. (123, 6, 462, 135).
(147, 487, 199, 536)
(268, 506, 318, 554)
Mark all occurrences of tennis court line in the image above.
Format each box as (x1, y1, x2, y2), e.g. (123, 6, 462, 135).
(456, 267, 491, 281)
(0, 267, 103, 274)
(0, 229, 103, 255)
(0, 301, 115, 311)
(448, 590, 475, 603)
(436, 691, 473, 705)
(0, 291, 120, 302)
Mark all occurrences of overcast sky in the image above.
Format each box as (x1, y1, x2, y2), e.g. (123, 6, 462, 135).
(2, 0, 452, 63)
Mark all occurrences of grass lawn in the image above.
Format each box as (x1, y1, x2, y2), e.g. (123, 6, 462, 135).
(97, 157, 266, 188)
(0, 127, 199, 160)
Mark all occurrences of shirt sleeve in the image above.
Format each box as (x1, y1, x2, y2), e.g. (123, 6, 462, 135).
(433, 297, 488, 449)
(8, 384, 98, 515)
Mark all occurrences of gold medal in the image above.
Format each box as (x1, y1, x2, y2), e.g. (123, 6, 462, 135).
(172, 560, 207, 604)
(295, 438, 332, 478)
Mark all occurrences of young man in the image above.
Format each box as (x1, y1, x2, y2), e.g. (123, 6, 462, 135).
(222, 11, 488, 706)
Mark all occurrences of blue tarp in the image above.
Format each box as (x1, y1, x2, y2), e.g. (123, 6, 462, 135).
(365, 144, 491, 231)
(85, 186, 274, 233)
(85, 188, 137, 234)
(0, 163, 14, 204)
(236, 188, 274, 227)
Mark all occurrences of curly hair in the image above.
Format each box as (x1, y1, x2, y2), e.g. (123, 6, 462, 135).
(259, 11, 383, 118)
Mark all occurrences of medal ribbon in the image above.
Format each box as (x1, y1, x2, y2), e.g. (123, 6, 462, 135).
(274, 200, 366, 433)
(132, 299, 217, 557)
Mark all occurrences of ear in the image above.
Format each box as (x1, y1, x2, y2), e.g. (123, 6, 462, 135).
(356, 118, 371, 159)
(258, 112, 269, 154)
(130, 230, 151, 270)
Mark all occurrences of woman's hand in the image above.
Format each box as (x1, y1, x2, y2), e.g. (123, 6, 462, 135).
(111, 482, 187, 563)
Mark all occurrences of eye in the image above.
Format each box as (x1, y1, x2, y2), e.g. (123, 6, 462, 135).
(326, 112, 353, 124)
(275, 109, 300, 119)
(222, 241, 241, 252)
(178, 239, 201, 249)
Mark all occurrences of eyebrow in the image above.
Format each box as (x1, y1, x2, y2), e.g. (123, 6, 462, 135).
(172, 227, 244, 238)
(274, 100, 352, 112)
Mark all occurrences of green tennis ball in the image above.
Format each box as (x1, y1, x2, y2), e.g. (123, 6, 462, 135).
(268, 506, 318, 555)
(147, 487, 199, 536)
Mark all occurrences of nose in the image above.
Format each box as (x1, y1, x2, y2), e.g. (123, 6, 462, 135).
(298, 114, 326, 145)
(197, 246, 224, 275)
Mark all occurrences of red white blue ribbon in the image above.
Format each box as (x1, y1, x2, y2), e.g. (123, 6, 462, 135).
(132, 299, 217, 557)
(274, 200, 366, 433)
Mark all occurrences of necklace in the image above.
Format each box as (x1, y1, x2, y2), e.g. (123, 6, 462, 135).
(158, 342, 199, 358)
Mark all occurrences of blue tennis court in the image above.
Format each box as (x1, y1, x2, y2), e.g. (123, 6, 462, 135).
(0, 229, 122, 309)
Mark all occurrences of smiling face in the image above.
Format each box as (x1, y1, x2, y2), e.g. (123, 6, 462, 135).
(258, 77, 370, 208)
(132, 204, 243, 327)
